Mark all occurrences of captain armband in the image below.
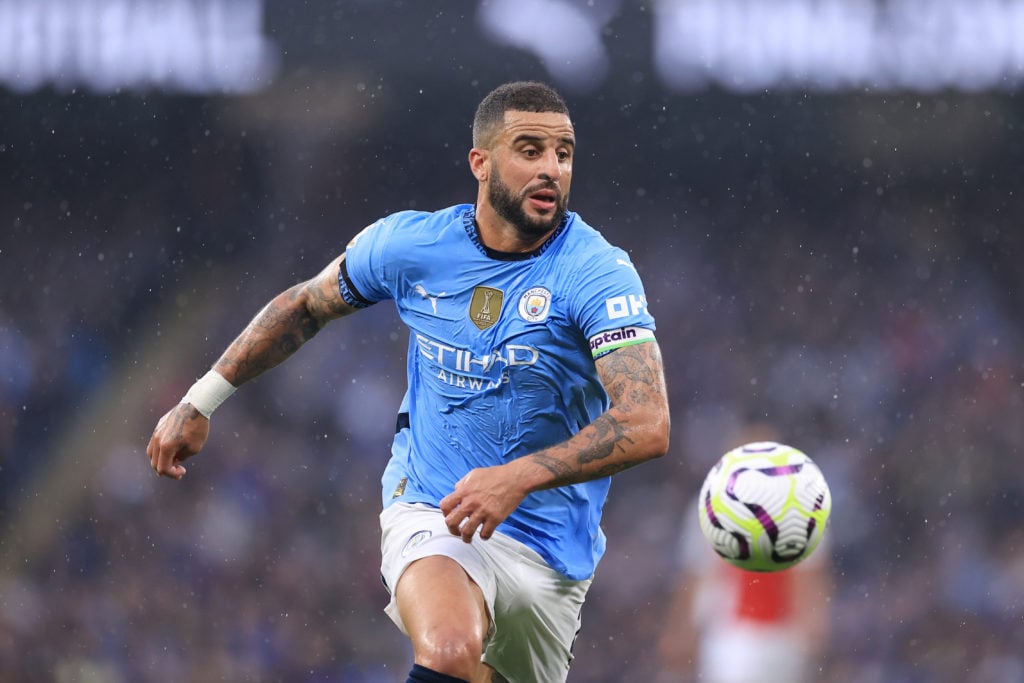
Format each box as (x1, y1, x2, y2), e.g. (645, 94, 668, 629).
(181, 369, 237, 418)
(588, 326, 656, 359)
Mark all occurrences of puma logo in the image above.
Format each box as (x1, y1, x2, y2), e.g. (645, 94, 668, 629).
(414, 284, 446, 314)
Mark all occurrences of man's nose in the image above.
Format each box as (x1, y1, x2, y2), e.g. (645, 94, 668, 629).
(538, 149, 562, 181)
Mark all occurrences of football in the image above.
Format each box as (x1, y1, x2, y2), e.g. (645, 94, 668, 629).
(697, 441, 832, 572)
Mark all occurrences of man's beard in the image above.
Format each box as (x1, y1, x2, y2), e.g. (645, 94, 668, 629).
(488, 168, 568, 239)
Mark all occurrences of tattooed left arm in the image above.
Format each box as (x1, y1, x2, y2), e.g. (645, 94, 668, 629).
(521, 340, 671, 487)
(440, 341, 671, 541)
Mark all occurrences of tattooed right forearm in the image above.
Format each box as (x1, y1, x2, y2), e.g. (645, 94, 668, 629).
(214, 286, 323, 385)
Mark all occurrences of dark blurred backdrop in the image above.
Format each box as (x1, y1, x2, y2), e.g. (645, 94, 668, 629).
(1, 1, 1022, 681)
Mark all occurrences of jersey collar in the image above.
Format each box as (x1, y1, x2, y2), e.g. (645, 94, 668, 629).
(462, 205, 569, 261)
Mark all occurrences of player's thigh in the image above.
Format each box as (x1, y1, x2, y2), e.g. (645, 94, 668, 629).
(396, 554, 490, 653)
(483, 534, 592, 682)
(380, 503, 497, 642)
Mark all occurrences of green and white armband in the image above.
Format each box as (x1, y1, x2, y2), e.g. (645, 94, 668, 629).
(181, 369, 236, 418)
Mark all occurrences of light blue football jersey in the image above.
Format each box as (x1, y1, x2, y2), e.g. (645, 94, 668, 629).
(339, 204, 657, 580)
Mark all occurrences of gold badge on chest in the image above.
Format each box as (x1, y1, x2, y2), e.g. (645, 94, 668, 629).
(469, 286, 504, 330)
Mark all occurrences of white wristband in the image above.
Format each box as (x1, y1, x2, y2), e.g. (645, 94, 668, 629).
(181, 370, 236, 418)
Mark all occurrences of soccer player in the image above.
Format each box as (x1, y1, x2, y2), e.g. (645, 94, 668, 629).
(147, 81, 671, 683)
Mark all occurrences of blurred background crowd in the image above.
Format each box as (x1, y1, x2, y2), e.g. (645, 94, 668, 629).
(1, 1, 1022, 681)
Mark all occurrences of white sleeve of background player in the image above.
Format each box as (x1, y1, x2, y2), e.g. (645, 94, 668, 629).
(571, 248, 657, 360)
(339, 216, 397, 306)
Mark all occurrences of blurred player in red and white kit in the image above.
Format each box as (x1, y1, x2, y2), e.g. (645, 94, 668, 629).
(656, 425, 833, 683)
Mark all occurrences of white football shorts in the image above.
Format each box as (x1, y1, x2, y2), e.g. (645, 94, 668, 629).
(380, 502, 592, 683)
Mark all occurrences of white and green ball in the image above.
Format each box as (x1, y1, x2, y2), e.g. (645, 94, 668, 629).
(698, 442, 832, 572)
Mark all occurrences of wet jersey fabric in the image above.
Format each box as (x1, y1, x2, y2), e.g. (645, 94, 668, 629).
(339, 203, 656, 580)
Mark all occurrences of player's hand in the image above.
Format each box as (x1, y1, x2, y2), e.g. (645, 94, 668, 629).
(146, 402, 210, 480)
(440, 465, 526, 543)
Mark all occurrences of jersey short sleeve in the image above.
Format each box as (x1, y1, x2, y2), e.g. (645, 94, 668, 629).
(338, 215, 400, 307)
(566, 243, 657, 360)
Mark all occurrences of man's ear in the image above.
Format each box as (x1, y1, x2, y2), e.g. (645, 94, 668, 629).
(468, 148, 489, 182)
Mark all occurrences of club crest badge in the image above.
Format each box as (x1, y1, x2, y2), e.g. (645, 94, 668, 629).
(518, 287, 552, 323)
(469, 286, 503, 330)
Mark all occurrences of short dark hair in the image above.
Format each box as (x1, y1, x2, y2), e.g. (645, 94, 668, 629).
(472, 81, 570, 149)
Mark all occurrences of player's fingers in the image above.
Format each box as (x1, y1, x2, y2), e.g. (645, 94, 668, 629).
(439, 491, 457, 516)
(478, 519, 497, 541)
(147, 434, 167, 473)
(459, 512, 484, 543)
(154, 441, 188, 480)
(146, 415, 167, 466)
(444, 507, 465, 537)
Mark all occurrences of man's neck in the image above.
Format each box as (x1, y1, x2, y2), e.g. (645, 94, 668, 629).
(473, 202, 555, 254)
